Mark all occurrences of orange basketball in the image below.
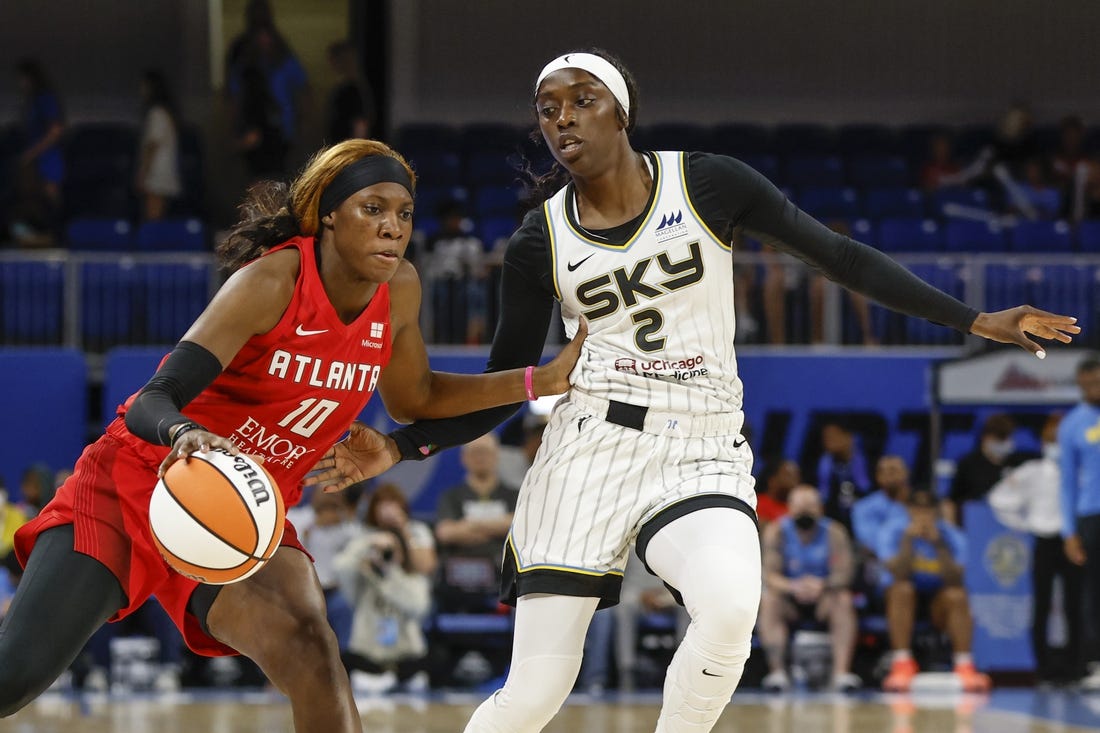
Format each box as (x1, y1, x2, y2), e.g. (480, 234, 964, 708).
(149, 449, 285, 584)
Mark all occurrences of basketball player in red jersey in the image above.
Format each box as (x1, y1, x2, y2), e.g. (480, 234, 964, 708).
(0, 138, 584, 731)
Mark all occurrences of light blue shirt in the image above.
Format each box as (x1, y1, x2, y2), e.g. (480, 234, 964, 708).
(851, 490, 908, 551)
(1059, 402, 1100, 536)
(877, 517, 966, 591)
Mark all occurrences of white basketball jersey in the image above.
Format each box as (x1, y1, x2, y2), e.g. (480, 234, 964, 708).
(545, 151, 743, 415)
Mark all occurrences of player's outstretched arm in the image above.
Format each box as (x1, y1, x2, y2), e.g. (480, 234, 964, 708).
(968, 306, 1079, 358)
(376, 261, 586, 424)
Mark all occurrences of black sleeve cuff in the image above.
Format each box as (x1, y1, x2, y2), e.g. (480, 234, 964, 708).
(125, 341, 223, 445)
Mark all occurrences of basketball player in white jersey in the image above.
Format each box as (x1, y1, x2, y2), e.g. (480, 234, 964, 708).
(308, 50, 1079, 732)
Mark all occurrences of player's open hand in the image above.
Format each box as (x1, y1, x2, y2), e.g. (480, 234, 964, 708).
(532, 316, 588, 397)
(304, 422, 399, 493)
(158, 429, 239, 477)
(969, 306, 1080, 358)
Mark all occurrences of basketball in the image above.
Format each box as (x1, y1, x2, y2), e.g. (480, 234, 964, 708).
(149, 449, 285, 585)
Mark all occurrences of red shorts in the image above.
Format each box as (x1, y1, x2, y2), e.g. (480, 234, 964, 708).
(14, 425, 309, 657)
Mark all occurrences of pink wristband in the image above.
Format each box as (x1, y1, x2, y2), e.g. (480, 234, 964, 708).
(524, 365, 537, 401)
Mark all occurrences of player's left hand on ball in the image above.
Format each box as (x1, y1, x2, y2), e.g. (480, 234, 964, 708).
(305, 422, 399, 493)
(969, 306, 1079, 358)
(533, 316, 589, 396)
(159, 430, 239, 477)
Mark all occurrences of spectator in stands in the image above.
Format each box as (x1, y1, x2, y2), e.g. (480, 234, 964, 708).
(1052, 115, 1089, 220)
(423, 200, 488, 344)
(951, 103, 1041, 217)
(434, 433, 517, 613)
(1059, 354, 1100, 691)
(226, 3, 309, 166)
(810, 221, 876, 345)
(0, 568, 13, 621)
(0, 488, 28, 576)
(15, 464, 52, 520)
(1013, 157, 1061, 220)
(292, 488, 359, 650)
(11, 58, 64, 247)
(990, 413, 1082, 683)
(817, 420, 872, 530)
(364, 482, 437, 577)
(80, 599, 185, 692)
(135, 70, 182, 221)
(945, 413, 1016, 526)
(498, 409, 550, 489)
(334, 525, 431, 693)
(878, 488, 989, 692)
(851, 455, 912, 553)
(325, 40, 374, 143)
(756, 455, 801, 526)
(236, 64, 289, 179)
(920, 132, 962, 191)
(758, 485, 860, 692)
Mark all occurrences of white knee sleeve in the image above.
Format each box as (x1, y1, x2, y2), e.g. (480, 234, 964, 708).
(464, 594, 599, 733)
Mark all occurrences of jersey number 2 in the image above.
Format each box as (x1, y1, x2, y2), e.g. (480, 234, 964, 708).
(631, 308, 666, 353)
(277, 398, 340, 438)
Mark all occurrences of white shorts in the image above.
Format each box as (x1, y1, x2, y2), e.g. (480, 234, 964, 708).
(502, 391, 758, 609)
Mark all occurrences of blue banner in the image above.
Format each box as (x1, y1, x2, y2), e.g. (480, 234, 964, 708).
(963, 501, 1035, 671)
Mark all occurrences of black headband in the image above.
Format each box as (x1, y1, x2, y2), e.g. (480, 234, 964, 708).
(318, 155, 414, 217)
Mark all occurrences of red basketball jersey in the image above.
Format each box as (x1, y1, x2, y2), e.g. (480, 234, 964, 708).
(114, 236, 392, 500)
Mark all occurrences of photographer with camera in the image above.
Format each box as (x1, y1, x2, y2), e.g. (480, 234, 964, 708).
(334, 524, 431, 694)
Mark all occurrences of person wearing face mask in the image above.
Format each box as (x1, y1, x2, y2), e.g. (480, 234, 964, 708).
(989, 413, 1081, 684)
(759, 485, 859, 692)
(878, 489, 987, 692)
(1059, 354, 1100, 692)
(945, 413, 1018, 527)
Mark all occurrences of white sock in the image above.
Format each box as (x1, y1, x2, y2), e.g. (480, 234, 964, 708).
(894, 649, 913, 663)
(953, 652, 973, 667)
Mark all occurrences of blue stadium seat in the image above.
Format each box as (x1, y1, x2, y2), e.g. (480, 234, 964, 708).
(905, 262, 966, 344)
(0, 260, 65, 344)
(459, 123, 525, 154)
(1008, 219, 1075, 253)
(837, 124, 897, 155)
(66, 218, 133, 251)
(794, 187, 861, 220)
(407, 151, 462, 187)
(415, 186, 469, 219)
(472, 185, 522, 218)
(774, 124, 835, 154)
(983, 263, 1031, 314)
(413, 216, 440, 239)
(135, 218, 206, 252)
(1079, 220, 1100, 253)
(711, 123, 772, 156)
(944, 219, 1007, 252)
(931, 186, 991, 217)
(634, 123, 713, 152)
(1031, 264, 1094, 336)
(739, 154, 780, 183)
(783, 156, 844, 187)
(864, 188, 926, 218)
(395, 123, 459, 154)
(479, 215, 520, 247)
(141, 262, 211, 343)
(876, 218, 942, 252)
(846, 155, 910, 188)
(81, 260, 138, 350)
(465, 151, 522, 186)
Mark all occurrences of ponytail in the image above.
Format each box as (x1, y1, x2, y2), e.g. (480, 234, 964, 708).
(217, 180, 300, 271)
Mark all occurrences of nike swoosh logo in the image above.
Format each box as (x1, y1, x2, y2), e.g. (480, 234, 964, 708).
(702, 669, 722, 677)
(564, 55, 573, 63)
(567, 254, 594, 272)
(295, 325, 329, 336)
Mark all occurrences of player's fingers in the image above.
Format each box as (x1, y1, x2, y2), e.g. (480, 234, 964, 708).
(1012, 334, 1046, 359)
(1023, 308, 1078, 326)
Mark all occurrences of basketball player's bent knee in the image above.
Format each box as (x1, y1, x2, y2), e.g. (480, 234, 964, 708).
(693, 582, 759, 646)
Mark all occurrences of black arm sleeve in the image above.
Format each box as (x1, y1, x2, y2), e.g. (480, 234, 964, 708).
(124, 341, 224, 445)
(389, 210, 557, 460)
(686, 152, 979, 333)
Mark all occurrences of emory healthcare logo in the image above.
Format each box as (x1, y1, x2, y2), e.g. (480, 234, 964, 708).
(655, 209, 688, 243)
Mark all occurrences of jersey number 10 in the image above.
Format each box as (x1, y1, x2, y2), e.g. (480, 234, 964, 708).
(277, 398, 340, 438)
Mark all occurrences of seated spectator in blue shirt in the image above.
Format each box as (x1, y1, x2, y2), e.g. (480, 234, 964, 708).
(817, 420, 872, 530)
(759, 485, 860, 693)
(878, 489, 989, 693)
(851, 455, 912, 553)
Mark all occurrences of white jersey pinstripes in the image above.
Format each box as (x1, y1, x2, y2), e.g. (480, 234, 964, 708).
(544, 150, 743, 415)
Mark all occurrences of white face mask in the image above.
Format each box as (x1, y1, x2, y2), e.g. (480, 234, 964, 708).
(1043, 442, 1061, 461)
(986, 438, 1015, 461)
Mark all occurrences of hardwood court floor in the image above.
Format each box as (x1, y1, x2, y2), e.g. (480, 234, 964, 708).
(2, 690, 1098, 732)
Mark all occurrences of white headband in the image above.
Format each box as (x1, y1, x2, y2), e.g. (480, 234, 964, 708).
(535, 53, 630, 117)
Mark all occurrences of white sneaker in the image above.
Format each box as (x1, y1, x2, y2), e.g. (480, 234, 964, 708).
(762, 669, 791, 692)
(350, 669, 397, 695)
(153, 665, 181, 692)
(403, 670, 430, 693)
(84, 667, 109, 693)
(831, 672, 862, 692)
